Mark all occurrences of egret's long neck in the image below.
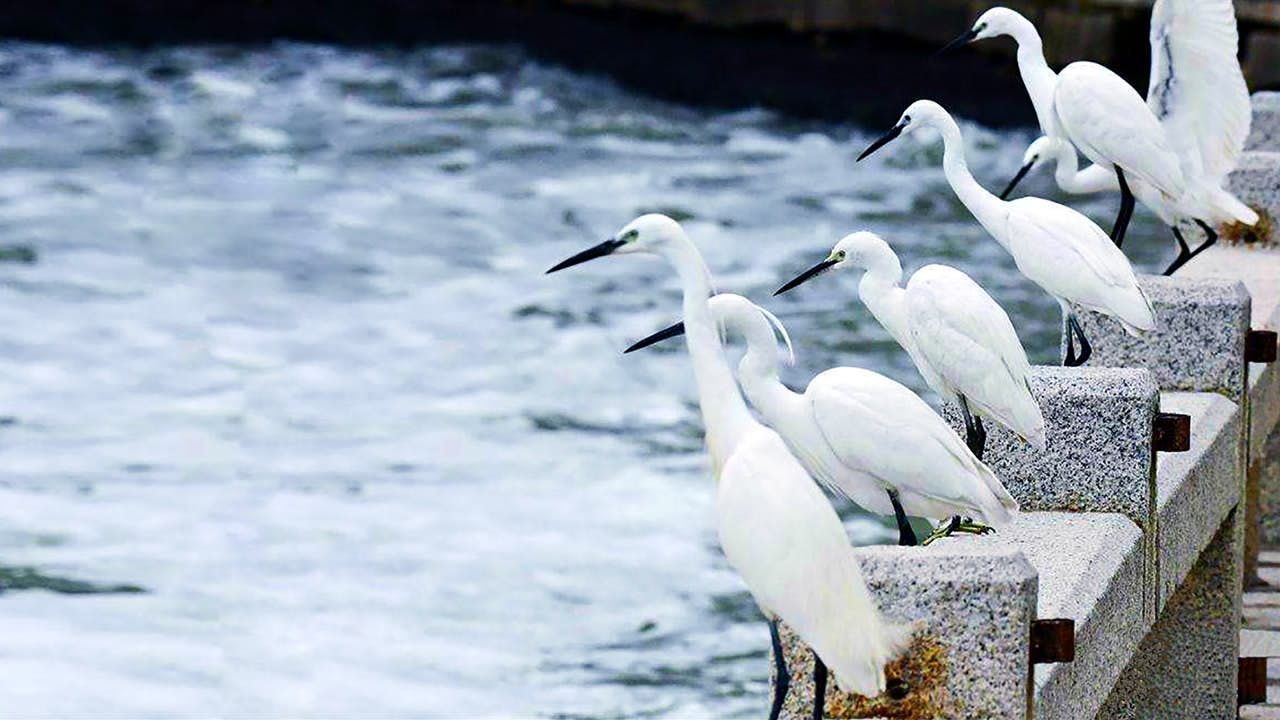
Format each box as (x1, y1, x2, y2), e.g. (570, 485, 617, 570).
(666, 237, 755, 472)
(734, 315, 803, 435)
(1052, 145, 1084, 191)
(1010, 20, 1060, 137)
(937, 117, 1010, 248)
(856, 248, 912, 351)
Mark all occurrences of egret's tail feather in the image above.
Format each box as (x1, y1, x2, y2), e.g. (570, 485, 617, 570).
(879, 619, 921, 662)
(1112, 285, 1158, 337)
(1208, 186, 1259, 227)
(974, 459, 1018, 525)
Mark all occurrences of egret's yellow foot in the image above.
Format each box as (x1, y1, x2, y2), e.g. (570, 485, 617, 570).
(920, 516, 995, 545)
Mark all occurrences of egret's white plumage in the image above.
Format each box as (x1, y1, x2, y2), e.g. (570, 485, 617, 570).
(777, 231, 1045, 453)
(547, 215, 912, 707)
(699, 294, 1018, 530)
(966, 7, 1191, 247)
(984, 2, 1258, 271)
(858, 101, 1156, 365)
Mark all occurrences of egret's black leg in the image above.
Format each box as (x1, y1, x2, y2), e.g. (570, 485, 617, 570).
(958, 395, 987, 461)
(768, 618, 789, 720)
(887, 489, 918, 546)
(1111, 167, 1135, 248)
(1162, 226, 1193, 276)
(1185, 220, 1219, 264)
(1066, 315, 1093, 367)
(811, 656, 828, 720)
(1064, 318, 1078, 367)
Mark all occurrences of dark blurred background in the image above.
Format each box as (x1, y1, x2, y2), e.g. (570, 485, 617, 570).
(0, 0, 1275, 126)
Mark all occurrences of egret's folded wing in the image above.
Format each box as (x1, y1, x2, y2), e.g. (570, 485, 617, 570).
(906, 265, 1033, 392)
(807, 368, 979, 508)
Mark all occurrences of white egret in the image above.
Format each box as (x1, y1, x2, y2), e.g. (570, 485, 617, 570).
(942, 6, 1193, 249)
(547, 215, 913, 718)
(625, 298, 1018, 546)
(857, 100, 1157, 367)
(998, 0, 1258, 275)
(772, 231, 1045, 460)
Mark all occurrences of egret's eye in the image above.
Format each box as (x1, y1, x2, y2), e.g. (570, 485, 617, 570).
(1031, 154, 1040, 163)
(834, 250, 847, 261)
(901, 115, 911, 125)
(975, 22, 987, 33)
(621, 229, 640, 242)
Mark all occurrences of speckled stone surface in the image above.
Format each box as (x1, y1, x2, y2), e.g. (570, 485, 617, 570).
(944, 367, 1157, 522)
(1155, 392, 1243, 612)
(1181, 245, 1280, 572)
(1068, 276, 1250, 401)
(944, 367, 1159, 616)
(1180, 245, 1280, 459)
(1247, 92, 1280, 152)
(776, 546, 1035, 719)
(1227, 151, 1280, 246)
(1098, 510, 1242, 719)
(1261, 427, 1280, 546)
(957, 513, 1144, 720)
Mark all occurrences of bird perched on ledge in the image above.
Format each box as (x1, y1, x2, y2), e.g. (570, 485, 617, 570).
(548, 215, 914, 719)
(960, 2, 1259, 275)
(774, 230, 1045, 462)
(857, 100, 1157, 368)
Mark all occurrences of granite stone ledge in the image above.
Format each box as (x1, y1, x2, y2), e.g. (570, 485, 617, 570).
(1069, 276, 1250, 401)
(1246, 92, 1280, 152)
(1155, 392, 1243, 612)
(946, 513, 1145, 720)
(1098, 510, 1242, 719)
(1180, 245, 1280, 459)
(777, 546, 1035, 719)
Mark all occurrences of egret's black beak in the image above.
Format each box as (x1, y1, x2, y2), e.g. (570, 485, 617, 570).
(546, 237, 627, 274)
(857, 122, 906, 162)
(936, 27, 979, 56)
(775, 258, 839, 296)
(999, 159, 1036, 200)
(624, 321, 686, 354)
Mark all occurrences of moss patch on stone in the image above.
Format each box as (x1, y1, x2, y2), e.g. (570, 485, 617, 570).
(1221, 206, 1276, 248)
(825, 634, 951, 719)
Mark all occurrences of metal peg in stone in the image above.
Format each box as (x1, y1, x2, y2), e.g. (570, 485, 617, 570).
(1153, 412, 1191, 452)
(1068, 277, 1251, 401)
(1030, 619, 1075, 664)
(1246, 329, 1278, 363)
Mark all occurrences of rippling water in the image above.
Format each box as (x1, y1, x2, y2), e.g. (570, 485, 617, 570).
(0, 42, 1172, 717)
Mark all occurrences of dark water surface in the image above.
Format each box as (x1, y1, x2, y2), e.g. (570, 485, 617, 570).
(0, 43, 1172, 717)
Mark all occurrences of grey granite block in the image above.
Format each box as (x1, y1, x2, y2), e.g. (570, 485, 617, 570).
(944, 367, 1157, 523)
(1246, 92, 1280, 152)
(777, 545, 1035, 719)
(1180, 245, 1280, 577)
(1226, 151, 1280, 246)
(1155, 392, 1244, 612)
(1180, 245, 1280, 458)
(1069, 276, 1251, 401)
(1098, 508, 1243, 719)
(952, 513, 1145, 720)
